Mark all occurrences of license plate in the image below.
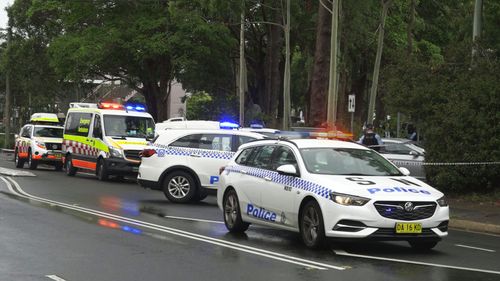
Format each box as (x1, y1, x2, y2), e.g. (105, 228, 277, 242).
(54, 154, 62, 159)
(395, 222, 422, 234)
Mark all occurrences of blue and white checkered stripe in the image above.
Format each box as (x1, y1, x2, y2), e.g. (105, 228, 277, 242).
(152, 144, 235, 160)
(225, 166, 331, 199)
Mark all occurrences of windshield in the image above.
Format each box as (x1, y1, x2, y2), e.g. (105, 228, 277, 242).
(34, 127, 63, 138)
(103, 115, 155, 139)
(300, 148, 402, 176)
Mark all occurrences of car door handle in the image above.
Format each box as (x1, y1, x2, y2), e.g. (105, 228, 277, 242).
(190, 154, 201, 158)
(240, 170, 247, 174)
(264, 176, 272, 181)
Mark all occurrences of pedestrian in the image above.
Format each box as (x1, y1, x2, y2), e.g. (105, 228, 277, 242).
(358, 124, 383, 151)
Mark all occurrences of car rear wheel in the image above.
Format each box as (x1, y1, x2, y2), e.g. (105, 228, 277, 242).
(409, 241, 438, 251)
(163, 171, 197, 203)
(300, 200, 326, 249)
(27, 151, 38, 170)
(223, 189, 249, 233)
(96, 159, 109, 181)
(14, 150, 24, 168)
(65, 155, 77, 176)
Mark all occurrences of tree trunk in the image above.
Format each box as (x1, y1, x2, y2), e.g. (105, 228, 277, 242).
(263, 10, 283, 127)
(307, 1, 331, 127)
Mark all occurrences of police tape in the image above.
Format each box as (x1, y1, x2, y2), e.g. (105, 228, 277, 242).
(391, 161, 500, 166)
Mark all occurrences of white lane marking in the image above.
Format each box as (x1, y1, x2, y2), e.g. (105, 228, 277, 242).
(46, 275, 67, 281)
(455, 244, 496, 252)
(3, 177, 346, 271)
(333, 249, 500, 275)
(162, 215, 224, 224)
(450, 228, 500, 238)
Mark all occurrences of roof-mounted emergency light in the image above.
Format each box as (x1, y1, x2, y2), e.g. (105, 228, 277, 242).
(124, 102, 147, 112)
(98, 102, 124, 110)
(219, 121, 240, 130)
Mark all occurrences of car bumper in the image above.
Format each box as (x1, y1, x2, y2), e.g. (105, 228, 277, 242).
(138, 179, 161, 190)
(33, 150, 64, 163)
(322, 201, 449, 241)
(105, 158, 140, 175)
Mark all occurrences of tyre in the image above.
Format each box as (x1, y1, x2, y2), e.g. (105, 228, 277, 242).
(54, 163, 64, 171)
(14, 150, 24, 168)
(409, 241, 438, 251)
(163, 171, 197, 203)
(65, 155, 77, 176)
(27, 151, 38, 170)
(96, 158, 109, 181)
(223, 189, 249, 233)
(299, 200, 326, 249)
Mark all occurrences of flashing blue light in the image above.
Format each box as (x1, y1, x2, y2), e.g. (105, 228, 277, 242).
(219, 121, 239, 129)
(122, 225, 142, 235)
(124, 103, 146, 112)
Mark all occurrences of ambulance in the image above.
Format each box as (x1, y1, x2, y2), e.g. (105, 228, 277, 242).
(62, 102, 155, 180)
(14, 113, 64, 170)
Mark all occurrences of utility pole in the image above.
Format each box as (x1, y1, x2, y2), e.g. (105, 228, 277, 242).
(3, 25, 12, 148)
(239, 2, 245, 126)
(471, 0, 483, 65)
(326, 0, 339, 129)
(282, 0, 291, 130)
(367, 0, 390, 125)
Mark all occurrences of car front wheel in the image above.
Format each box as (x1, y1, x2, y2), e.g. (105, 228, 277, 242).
(300, 200, 326, 249)
(65, 155, 77, 176)
(27, 151, 38, 170)
(223, 189, 249, 233)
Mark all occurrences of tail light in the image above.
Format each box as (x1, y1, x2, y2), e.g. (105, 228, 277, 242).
(219, 166, 226, 175)
(139, 148, 156, 158)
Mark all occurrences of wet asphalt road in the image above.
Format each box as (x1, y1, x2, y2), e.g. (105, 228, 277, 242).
(0, 161, 499, 281)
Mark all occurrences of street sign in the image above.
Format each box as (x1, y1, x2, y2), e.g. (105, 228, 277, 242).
(348, 94, 355, 112)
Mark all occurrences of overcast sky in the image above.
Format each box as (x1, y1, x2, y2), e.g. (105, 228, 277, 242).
(0, 0, 11, 29)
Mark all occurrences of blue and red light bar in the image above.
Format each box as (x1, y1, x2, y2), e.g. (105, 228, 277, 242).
(98, 102, 147, 112)
(98, 102, 124, 110)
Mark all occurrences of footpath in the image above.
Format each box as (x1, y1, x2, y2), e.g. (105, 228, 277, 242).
(0, 149, 498, 235)
(448, 197, 500, 235)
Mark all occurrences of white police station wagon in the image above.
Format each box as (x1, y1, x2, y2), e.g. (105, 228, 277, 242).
(138, 127, 265, 203)
(217, 139, 449, 249)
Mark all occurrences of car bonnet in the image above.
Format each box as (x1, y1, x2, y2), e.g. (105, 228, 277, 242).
(305, 174, 443, 201)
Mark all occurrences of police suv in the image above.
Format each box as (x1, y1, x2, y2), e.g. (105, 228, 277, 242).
(15, 113, 64, 170)
(217, 139, 449, 249)
(63, 102, 155, 180)
(138, 125, 265, 203)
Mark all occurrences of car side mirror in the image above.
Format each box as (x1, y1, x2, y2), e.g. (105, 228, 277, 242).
(399, 167, 411, 176)
(409, 150, 419, 158)
(14, 134, 19, 139)
(277, 164, 299, 177)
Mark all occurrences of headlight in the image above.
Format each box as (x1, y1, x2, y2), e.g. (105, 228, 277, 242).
(35, 141, 46, 149)
(330, 192, 370, 206)
(109, 146, 123, 158)
(437, 196, 448, 207)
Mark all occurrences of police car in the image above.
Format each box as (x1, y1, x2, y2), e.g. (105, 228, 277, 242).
(62, 102, 155, 180)
(138, 124, 266, 203)
(15, 113, 64, 170)
(217, 139, 449, 249)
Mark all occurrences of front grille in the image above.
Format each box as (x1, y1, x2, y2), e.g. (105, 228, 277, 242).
(124, 150, 142, 161)
(46, 143, 62, 151)
(370, 228, 438, 239)
(374, 201, 437, 221)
